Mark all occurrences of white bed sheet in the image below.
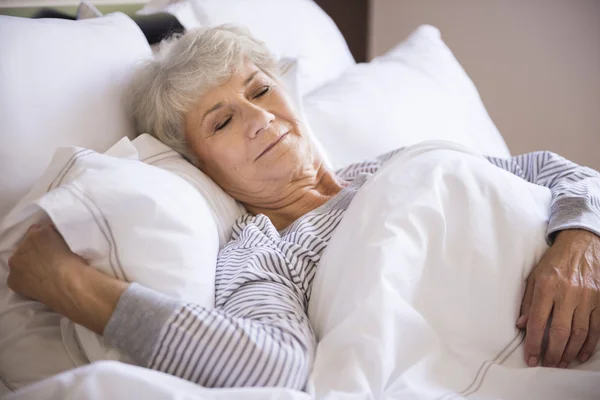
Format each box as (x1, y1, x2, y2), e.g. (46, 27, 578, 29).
(3, 361, 310, 400)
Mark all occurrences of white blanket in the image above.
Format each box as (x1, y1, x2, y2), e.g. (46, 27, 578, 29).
(308, 142, 600, 399)
(6, 142, 600, 399)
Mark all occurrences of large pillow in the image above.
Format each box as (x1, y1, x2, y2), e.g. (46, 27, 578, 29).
(0, 139, 135, 393)
(0, 13, 152, 393)
(303, 25, 511, 169)
(0, 13, 152, 223)
(0, 137, 221, 388)
(132, 133, 245, 248)
(139, 0, 355, 95)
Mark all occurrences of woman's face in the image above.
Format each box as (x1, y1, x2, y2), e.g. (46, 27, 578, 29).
(184, 61, 316, 204)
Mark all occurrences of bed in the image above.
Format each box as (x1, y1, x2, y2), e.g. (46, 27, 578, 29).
(1, 1, 598, 399)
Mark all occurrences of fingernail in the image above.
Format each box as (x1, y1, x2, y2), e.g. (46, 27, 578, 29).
(516, 315, 526, 327)
(528, 356, 538, 367)
(559, 362, 568, 369)
(580, 353, 590, 363)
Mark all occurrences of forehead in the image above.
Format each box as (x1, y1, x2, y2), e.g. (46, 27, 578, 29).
(194, 61, 263, 106)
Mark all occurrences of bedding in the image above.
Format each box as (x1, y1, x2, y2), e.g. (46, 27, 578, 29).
(307, 141, 600, 399)
(303, 25, 511, 169)
(6, 142, 600, 400)
(0, 137, 221, 386)
(0, 139, 140, 394)
(138, 0, 355, 95)
(0, 13, 152, 223)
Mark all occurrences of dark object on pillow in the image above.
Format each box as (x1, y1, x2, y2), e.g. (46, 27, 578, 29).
(31, 8, 183, 46)
(133, 13, 184, 45)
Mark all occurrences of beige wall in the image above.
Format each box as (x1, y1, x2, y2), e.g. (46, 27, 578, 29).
(370, 0, 600, 170)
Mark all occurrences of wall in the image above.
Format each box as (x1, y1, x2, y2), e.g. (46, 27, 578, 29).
(370, 0, 600, 170)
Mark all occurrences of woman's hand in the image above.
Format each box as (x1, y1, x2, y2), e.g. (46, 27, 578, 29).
(8, 223, 128, 335)
(8, 224, 84, 310)
(517, 229, 600, 368)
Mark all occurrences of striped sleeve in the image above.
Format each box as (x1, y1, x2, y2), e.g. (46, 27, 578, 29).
(104, 223, 316, 389)
(485, 151, 600, 242)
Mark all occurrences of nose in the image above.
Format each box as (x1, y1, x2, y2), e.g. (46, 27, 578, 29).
(245, 103, 275, 139)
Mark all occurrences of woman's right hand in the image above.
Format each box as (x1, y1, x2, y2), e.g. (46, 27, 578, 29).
(8, 224, 84, 310)
(8, 223, 128, 335)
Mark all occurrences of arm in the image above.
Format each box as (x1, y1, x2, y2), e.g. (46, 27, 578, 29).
(7, 224, 315, 389)
(485, 151, 600, 369)
(484, 151, 600, 242)
(104, 281, 315, 389)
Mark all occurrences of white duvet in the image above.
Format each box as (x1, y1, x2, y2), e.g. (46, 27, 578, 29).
(308, 142, 600, 399)
(7, 142, 600, 399)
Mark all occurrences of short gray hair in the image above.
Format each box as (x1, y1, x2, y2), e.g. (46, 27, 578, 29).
(127, 25, 279, 164)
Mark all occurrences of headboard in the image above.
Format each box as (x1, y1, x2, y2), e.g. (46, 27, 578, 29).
(315, 0, 370, 62)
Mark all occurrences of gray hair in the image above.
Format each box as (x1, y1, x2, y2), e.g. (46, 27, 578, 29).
(127, 25, 279, 164)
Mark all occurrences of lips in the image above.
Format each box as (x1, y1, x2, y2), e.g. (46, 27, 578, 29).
(256, 132, 288, 160)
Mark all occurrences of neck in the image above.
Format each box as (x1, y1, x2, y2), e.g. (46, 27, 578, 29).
(244, 165, 347, 230)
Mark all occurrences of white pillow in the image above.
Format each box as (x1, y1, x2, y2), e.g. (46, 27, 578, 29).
(0, 139, 132, 392)
(132, 133, 245, 249)
(139, 0, 355, 95)
(0, 13, 152, 224)
(0, 137, 220, 378)
(303, 25, 511, 169)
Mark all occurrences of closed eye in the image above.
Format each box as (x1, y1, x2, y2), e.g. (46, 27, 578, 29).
(215, 116, 232, 131)
(253, 85, 271, 99)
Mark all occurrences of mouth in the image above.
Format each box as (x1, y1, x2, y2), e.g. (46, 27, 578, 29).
(256, 132, 289, 160)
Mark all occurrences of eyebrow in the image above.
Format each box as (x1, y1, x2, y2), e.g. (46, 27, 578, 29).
(201, 71, 260, 125)
(244, 71, 260, 86)
(201, 102, 224, 124)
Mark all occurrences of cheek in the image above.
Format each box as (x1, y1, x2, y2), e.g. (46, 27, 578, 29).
(203, 136, 251, 176)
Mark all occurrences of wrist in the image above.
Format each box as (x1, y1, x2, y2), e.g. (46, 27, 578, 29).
(555, 228, 595, 242)
(61, 264, 129, 335)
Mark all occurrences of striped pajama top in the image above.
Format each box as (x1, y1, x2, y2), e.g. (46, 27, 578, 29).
(104, 148, 600, 390)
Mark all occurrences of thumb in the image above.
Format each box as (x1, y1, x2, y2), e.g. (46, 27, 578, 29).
(517, 277, 535, 329)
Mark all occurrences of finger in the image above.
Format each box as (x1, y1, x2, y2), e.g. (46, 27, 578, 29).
(543, 299, 576, 367)
(524, 278, 555, 367)
(518, 277, 535, 329)
(559, 306, 591, 368)
(578, 308, 600, 363)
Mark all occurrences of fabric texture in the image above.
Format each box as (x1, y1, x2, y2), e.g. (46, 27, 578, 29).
(308, 142, 600, 399)
(105, 144, 600, 391)
(303, 25, 510, 170)
(0, 138, 219, 389)
(0, 13, 152, 222)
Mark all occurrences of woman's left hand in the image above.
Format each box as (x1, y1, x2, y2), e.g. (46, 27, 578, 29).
(517, 229, 600, 368)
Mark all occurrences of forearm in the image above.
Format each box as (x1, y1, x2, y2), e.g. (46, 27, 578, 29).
(485, 151, 600, 242)
(104, 283, 315, 389)
(57, 263, 129, 335)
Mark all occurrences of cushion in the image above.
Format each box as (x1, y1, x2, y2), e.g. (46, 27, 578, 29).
(303, 25, 511, 170)
(0, 136, 221, 378)
(0, 13, 152, 391)
(132, 133, 245, 249)
(138, 0, 355, 95)
(0, 13, 152, 224)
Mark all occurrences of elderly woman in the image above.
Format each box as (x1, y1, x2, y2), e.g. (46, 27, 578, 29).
(7, 26, 600, 390)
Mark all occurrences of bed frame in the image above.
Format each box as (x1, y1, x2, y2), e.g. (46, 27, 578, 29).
(316, 0, 370, 62)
